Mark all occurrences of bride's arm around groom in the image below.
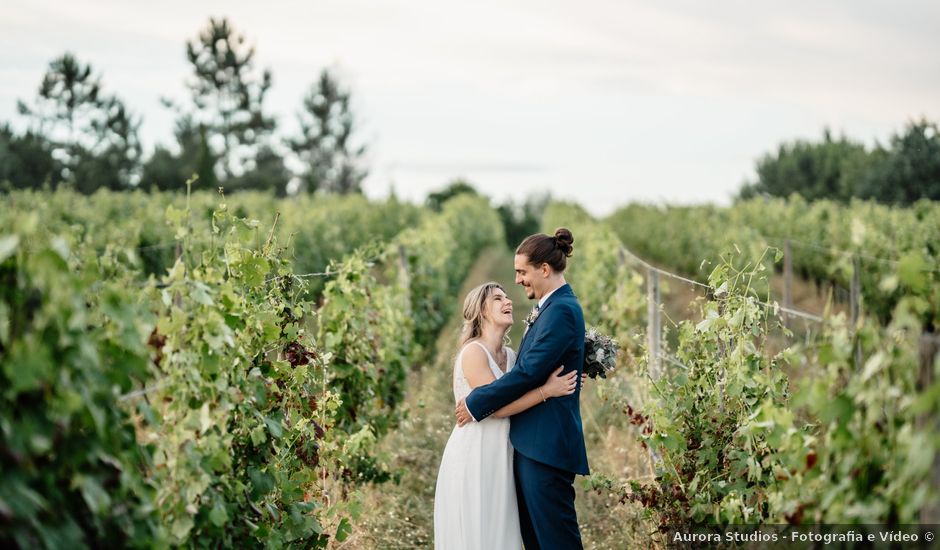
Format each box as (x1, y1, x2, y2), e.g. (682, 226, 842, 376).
(459, 300, 580, 422)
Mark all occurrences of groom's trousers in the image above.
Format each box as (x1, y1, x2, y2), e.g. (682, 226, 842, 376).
(513, 452, 583, 550)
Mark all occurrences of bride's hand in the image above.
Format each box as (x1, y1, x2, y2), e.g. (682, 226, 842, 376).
(542, 366, 578, 398)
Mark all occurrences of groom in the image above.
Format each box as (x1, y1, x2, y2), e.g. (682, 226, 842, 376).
(455, 228, 589, 550)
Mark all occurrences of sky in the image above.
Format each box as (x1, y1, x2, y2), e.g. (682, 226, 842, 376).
(2, 0, 939, 215)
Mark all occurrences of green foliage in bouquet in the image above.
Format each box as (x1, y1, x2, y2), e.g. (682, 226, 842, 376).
(584, 327, 619, 379)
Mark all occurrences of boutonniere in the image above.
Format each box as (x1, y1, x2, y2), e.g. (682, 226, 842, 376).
(523, 306, 541, 335)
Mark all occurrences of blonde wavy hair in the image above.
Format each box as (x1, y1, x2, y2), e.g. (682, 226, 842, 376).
(459, 281, 511, 348)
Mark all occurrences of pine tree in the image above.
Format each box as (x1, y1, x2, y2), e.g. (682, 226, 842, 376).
(290, 70, 367, 194)
(17, 52, 140, 192)
(174, 17, 278, 190)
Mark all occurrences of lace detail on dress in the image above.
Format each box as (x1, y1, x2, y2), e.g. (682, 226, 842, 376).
(452, 342, 515, 404)
(453, 354, 473, 404)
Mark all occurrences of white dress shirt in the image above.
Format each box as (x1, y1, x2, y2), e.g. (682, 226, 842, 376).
(538, 285, 561, 310)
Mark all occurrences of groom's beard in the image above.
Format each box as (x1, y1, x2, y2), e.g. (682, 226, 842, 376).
(524, 286, 535, 300)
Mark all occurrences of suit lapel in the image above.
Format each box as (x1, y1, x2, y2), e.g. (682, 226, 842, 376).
(519, 284, 572, 352)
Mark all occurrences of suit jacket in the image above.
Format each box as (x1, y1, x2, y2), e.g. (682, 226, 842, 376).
(465, 283, 589, 475)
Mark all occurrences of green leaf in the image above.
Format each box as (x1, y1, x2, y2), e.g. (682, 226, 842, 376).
(191, 282, 215, 306)
(257, 310, 281, 342)
(0, 302, 9, 346)
(171, 515, 195, 541)
(209, 501, 229, 527)
(240, 254, 270, 287)
(820, 394, 854, 427)
(695, 318, 713, 333)
(167, 257, 185, 282)
(249, 467, 275, 497)
(5, 340, 54, 393)
(50, 236, 70, 261)
(729, 307, 744, 329)
(0, 235, 19, 263)
(199, 403, 213, 434)
(264, 416, 283, 439)
(165, 204, 187, 227)
(897, 252, 928, 292)
(250, 425, 267, 446)
(335, 518, 352, 542)
(79, 476, 111, 515)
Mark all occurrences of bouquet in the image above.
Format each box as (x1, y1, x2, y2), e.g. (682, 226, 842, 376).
(584, 327, 619, 379)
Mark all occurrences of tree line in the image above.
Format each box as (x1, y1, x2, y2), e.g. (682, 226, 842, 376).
(737, 121, 940, 204)
(1, 17, 366, 196)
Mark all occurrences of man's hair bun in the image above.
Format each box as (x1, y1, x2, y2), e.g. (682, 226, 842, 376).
(554, 227, 574, 257)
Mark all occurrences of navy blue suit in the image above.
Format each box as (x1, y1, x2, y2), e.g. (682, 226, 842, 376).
(465, 284, 588, 549)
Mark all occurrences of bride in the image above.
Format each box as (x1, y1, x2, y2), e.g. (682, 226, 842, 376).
(433, 282, 579, 549)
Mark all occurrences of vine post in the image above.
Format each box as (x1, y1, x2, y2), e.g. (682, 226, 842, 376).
(783, 239, 793, 328)
(397, 243, 411, 314)
(647, 268, 661, 380)
(851, 255, 862, 368)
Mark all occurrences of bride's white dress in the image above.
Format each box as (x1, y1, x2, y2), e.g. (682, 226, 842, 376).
(433, 342, 523, 550)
